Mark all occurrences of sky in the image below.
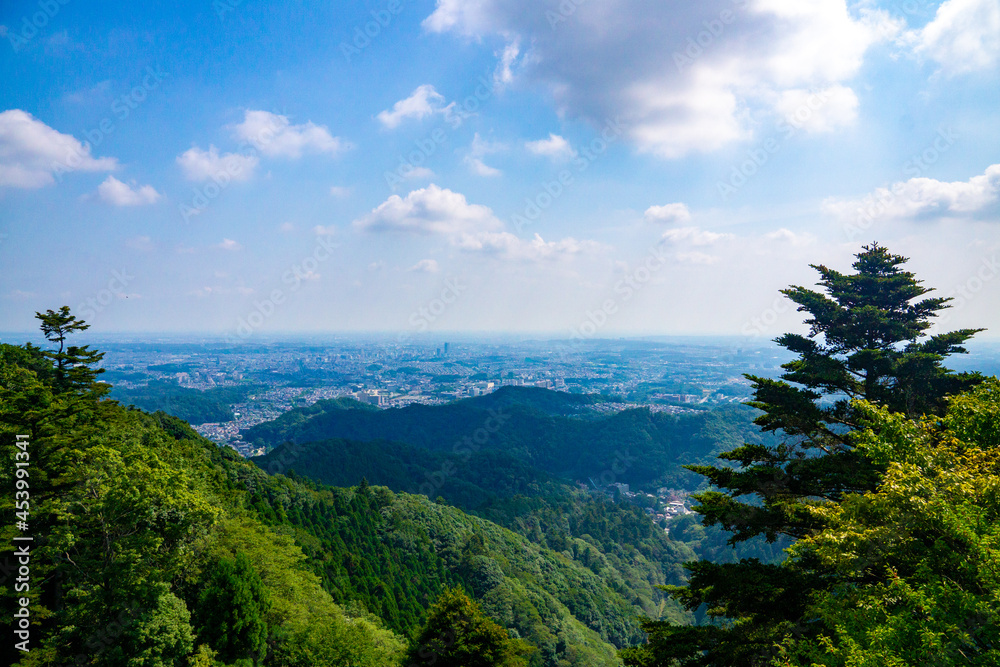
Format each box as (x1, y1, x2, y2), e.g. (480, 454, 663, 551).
(0, 0, 998, 342)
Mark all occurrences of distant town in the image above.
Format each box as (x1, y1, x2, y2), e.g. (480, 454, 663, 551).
(78, 336, 794, 457)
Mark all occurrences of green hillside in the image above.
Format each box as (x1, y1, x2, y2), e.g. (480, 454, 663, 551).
(244, 385, 772, 490)
(1, 326, 670, 666)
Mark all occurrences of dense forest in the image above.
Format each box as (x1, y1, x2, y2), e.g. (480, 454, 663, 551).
(109, 380, 264, 425)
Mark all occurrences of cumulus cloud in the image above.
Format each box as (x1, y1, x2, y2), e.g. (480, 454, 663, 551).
(525, 133, 576, 160)
(232, 110, 346, 158)
(97, 176, 161, 206)
(644, 203, 691, 224)
(823, 163, 1000, 222)
(357, 185, 601, 262)
(0, 109, 117, 188)
(354, 184, 503, 235)
(909, 0, 1000, 74)
(377, 85, 455, 128)
(176, 145, 258, 182)
(409, 259, 440, 273)
(217, 238, 242, 251)
(423, 0, 895, 157)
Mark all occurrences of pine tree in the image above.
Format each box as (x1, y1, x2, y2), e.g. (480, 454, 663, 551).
(406, 587, 534, 667)
(34, 306, 108, 397)
(623, 244, 985, 666)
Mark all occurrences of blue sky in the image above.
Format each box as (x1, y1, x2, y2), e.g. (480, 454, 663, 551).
(1, 0, 998, 341)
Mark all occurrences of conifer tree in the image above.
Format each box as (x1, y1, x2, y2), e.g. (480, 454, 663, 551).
(34, 306, 108, 396)
(623, 244, 985, 666)
(406, 587, 534, 667)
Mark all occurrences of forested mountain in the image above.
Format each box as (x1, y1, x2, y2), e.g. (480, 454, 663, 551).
(0, 312, 680, 667)
(110, 380, 264, 425)
(245, 386, 773, 490)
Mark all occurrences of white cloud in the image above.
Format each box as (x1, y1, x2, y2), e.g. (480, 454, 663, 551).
(910, 0, 1000, 74)
(0, 109, 117, 188)
(232, 110, 346, 158)
(279, 222, 295, 233)
(494, 40, 521, 88)
(377, 85, 455, 128)
(823, 163, 1000, 221)
(313, 225, 338, 236)
(465, 133, 506, 176)
(217, 238, 242, 251)
(354, 184, 503, 235)
(764, 228, 815, 245)
(409, 259, 440, 273)
(774, 85, 859, 133)
(661, 226, 733, 246)
(644, 203, 691, 224)
(329, 185, 351, 198)
(176, 145, 258, 182)
(525, 133, 576, 160)
(454, 231, 601, 262)
(357, 185, 601, 263)
(424, 0, 893, 158)
(97, 176, 161, 206)
(466, 157, 502, 176)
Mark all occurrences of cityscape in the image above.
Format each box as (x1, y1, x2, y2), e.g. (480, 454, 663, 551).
(86, 336, 792, 455)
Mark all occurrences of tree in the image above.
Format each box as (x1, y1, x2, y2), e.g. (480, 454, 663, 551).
(34, 306, 108, 396)
(195, 552, 271, 665)
(405, 587, 534, 667)
(776, 381, 1000, 665)
(624, 245, 985, 666)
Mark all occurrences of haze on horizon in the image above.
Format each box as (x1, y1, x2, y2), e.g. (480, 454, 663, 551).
(1, 0, 998, 339)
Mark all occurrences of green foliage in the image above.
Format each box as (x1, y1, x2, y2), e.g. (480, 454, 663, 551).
(34, 306, 108, 396)
(195, 552, 270, 665)
(406, 588, 534, 667)
(110, 380, 263, 425)
(627, 245, 986, 666)
(774, 381, 1000, 666)
(0, 310, 407, 667)
(245, 387, 769, 492)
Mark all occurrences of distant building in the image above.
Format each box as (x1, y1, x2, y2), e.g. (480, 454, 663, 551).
(355, 389, 388, 406)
